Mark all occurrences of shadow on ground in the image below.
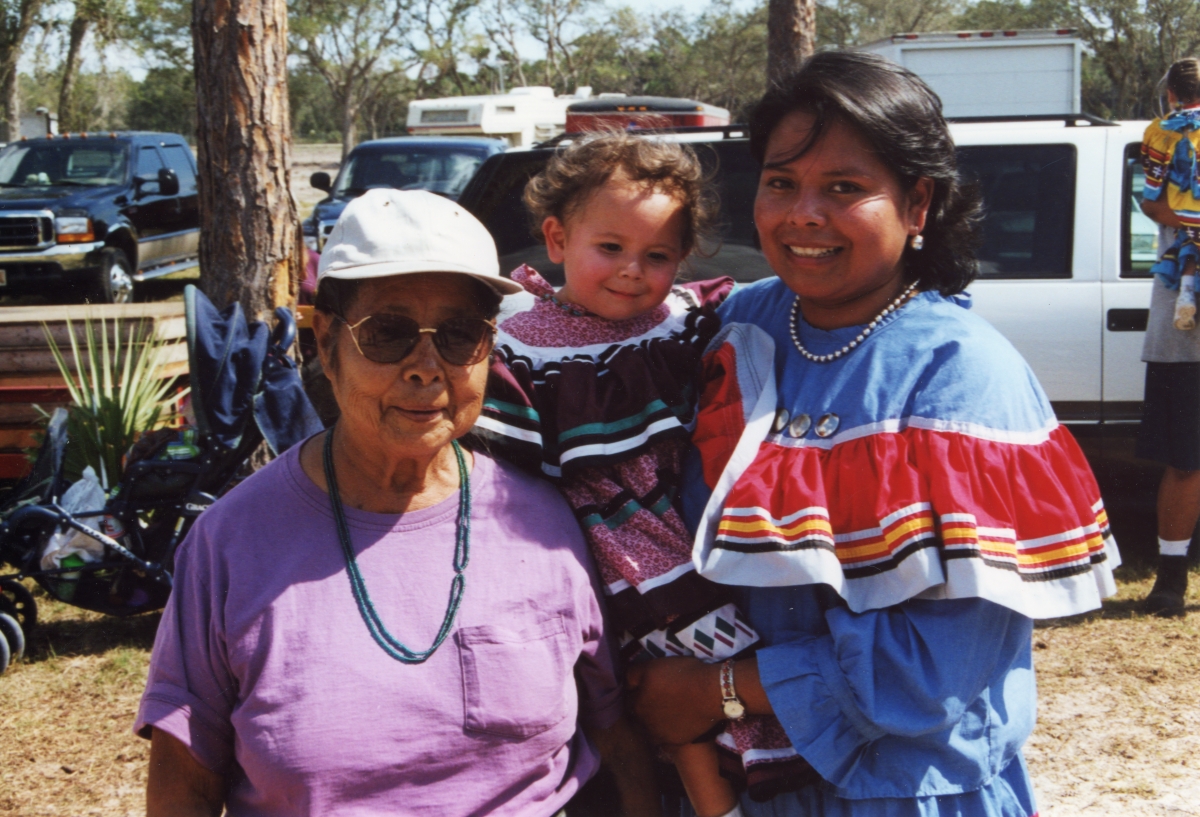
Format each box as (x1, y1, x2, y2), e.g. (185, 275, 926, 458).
(23, 606, 161, 665)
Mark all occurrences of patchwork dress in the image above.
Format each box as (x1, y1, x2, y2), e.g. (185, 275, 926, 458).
(476, 266, 808, 798)
(680, 279, 1121, 816)
(1143, 107, 1200, 287)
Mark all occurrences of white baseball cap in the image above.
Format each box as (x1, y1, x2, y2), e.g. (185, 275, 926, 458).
(317, 188, 522, 295)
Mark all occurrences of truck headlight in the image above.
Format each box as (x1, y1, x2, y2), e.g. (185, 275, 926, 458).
(55, 215, 95, 243)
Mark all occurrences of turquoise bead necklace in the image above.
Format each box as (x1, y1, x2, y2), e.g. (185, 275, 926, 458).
(323, 426, 471, 664)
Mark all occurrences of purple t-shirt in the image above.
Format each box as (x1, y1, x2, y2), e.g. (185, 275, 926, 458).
(136, 444, 621, 817)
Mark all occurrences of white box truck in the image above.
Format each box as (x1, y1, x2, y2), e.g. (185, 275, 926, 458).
(861, 29, 1083, 118)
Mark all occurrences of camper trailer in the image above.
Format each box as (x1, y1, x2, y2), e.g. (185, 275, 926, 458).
(407, 87, 588, 147)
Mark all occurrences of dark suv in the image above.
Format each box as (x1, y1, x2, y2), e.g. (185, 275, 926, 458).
(0, 132, 200, 303)
(458, 129, 765, 288)
(303, 136, 506, 254)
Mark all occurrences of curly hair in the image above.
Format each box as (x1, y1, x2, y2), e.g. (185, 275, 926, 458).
(523, 130, 720, 256)
(748, 50, 983, 296)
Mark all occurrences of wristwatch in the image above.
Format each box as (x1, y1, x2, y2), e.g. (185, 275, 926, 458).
(720, 659, 746, 720)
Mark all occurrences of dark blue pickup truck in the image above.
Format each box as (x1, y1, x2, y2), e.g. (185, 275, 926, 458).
(0, 131, 199, 303)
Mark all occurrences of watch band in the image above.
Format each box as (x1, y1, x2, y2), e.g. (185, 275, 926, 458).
(720, 659, 746, 721)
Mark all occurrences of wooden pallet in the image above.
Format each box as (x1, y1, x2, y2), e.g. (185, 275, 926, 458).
(0, 302, 188, 479)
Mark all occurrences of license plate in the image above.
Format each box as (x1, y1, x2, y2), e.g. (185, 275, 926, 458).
(0, 269, 6, 286)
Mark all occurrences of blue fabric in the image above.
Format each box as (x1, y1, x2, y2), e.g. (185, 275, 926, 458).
(677, 279, 1043, 815)
(1156, 109, 1200, 200)
(714, 279, 1054, 435)
(1150, 238, 1200, 290)
(185, 285, 323, 454)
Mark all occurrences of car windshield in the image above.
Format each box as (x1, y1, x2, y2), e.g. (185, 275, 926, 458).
(333, 145, 489, 201)
(0, 142, 129, 187)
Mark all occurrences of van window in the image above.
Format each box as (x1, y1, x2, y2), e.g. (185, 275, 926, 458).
(162, 144, 198, 194)
(138, 146, 165, 174)
(1123, 142, 1157, 278)
(957, 144, 1076, 279)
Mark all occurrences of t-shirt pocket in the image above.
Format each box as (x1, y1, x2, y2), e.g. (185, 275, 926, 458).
(457, 615, 573, 739)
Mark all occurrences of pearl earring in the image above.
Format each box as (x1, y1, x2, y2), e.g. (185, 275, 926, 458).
(910, 234, 924, 250)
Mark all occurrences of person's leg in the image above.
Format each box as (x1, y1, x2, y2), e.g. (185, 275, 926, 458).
(1144, 466, 1200, 616)
(1176, 252, 1198, 330)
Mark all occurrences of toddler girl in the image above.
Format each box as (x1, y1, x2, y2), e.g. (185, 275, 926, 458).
(476, 133, 805, 817)
(1143, 58, 1200, 330)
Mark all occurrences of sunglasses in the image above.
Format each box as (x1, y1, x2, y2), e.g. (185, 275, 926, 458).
(337, 313, 497, 366)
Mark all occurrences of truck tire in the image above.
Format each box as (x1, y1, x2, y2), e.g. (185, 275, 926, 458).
(92, 248, 135, 304)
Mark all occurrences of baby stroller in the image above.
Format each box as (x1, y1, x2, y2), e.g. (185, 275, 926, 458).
(0, 285, 324, 673)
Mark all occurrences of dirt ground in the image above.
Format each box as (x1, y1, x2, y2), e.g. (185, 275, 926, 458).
(0, 568, 1197, 816)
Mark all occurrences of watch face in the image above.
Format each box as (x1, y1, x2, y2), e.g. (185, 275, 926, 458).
(723, 699, 746, 720)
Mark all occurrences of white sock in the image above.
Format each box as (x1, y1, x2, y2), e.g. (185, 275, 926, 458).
(1183, 274, 1196, 295)
(1159, 537, 1191, 557)
(716, 806, 746, 817)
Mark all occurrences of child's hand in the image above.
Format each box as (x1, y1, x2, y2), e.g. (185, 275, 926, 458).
(626, 657, 724, 746)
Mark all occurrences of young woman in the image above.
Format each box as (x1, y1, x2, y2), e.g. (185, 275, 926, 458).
(627, 50, 1121, 817)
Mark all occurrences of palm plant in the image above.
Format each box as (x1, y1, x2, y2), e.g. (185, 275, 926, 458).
(43, 316, 185, 488)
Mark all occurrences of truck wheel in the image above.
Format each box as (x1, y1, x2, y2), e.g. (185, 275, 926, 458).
(92, 248, 135, 304)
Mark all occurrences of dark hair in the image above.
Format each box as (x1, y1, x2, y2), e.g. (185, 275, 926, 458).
(748, 50, 982, 296)
(523, 129, 719, 256)
(1167, 58, 1200, 105)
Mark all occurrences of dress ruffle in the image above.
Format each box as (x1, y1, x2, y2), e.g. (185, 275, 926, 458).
(692, 323, 1120, 620)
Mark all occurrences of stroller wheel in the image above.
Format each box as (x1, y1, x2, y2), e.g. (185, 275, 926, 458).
(0, 622, 8, 676)
(0, 579, 36, 637)
(0, 612, 22, 663)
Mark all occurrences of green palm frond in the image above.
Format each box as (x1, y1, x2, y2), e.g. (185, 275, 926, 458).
(43, 315, 188, 487)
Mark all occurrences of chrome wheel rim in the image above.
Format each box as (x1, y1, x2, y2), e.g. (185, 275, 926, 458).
(109, 258, 134, 303)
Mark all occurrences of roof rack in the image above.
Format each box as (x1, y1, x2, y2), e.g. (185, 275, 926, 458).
(535, 123, 751, 148)
(946, 113, 1117, 127)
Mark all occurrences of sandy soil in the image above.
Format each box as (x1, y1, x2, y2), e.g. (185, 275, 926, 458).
(292, 143, 342, 221)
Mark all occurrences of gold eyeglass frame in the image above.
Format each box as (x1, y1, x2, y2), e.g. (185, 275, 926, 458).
(336, 314, 497, 366)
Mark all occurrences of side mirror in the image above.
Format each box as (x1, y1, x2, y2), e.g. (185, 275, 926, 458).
(311, 171, 331, 192)
(158, 167, 180, 197)
(134, 174, 159, 197)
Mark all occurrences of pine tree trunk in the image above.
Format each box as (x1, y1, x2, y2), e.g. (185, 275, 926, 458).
(58, 15, 91, 133)
(1, 62, 18, 141)
(768, 0, 816, 87)
(193, 0, 300, 318)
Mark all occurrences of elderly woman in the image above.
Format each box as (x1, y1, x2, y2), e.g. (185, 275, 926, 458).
(628, 52, 1121, 816)
(137, 189, 654, 816)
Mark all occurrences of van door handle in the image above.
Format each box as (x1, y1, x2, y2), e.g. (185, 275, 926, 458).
(1107, 309, 1149, 331)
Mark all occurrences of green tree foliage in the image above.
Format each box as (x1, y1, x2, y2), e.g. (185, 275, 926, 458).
(126, 65, 194, 135)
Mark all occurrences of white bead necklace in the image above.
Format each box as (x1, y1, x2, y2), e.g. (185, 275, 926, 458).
(789, 281, 920, 363)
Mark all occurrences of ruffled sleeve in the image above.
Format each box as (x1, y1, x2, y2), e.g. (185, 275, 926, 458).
(754, 595, 1034, 798)
(690, 307, 1120, 620)
(1142, 119, 1175, 202)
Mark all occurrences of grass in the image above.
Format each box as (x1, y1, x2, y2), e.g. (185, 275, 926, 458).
(1, 567, 1198, 816)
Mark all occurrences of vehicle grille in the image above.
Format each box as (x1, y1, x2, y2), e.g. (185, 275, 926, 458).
(0, 215, 51, 249)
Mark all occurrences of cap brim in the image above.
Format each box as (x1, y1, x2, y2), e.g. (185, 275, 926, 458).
(320, 260, 523, 296)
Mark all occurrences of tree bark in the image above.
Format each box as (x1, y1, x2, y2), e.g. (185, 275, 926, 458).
(193, 0, 300, 319)
(58, 15, 92, 133)
(0, 0, 41, 142)
(767, 0, 816, 88)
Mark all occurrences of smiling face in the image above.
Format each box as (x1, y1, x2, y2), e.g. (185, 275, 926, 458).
(754, 111, 933, 329)
(316, 273, 491, 462)
(544, 173, 686, 321)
